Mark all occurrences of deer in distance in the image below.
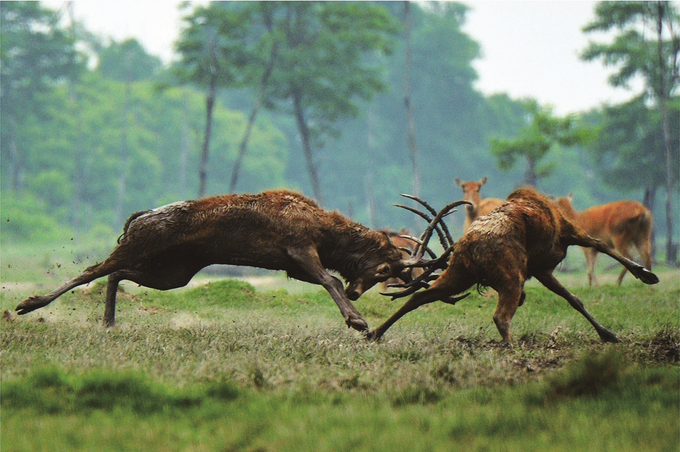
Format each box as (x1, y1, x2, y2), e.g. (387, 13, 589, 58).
(371, 188, 659, 344)
(554, 194, 653, 286)
(16, 190, 450, 333)
(455, 177, 504, 231)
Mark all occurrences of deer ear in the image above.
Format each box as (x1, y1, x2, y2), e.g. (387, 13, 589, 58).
(480, 177, 488, 185)
(455, 178, 462, 187)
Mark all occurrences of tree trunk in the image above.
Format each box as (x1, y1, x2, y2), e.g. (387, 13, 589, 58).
(292, 89, 323, 205)
(643, 186, 657, 261)
(198, 72, 216, 198)
(229, 39, 278, 193)
(524, 157, 538, 187)
(656, 2, 677, 264)
(403, 1, 420, 200)
(115, 81, 131, 226)
(179, 91, 191, 200)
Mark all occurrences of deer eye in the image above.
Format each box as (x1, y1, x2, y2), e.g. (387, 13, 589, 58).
(375, 264, 392, 278)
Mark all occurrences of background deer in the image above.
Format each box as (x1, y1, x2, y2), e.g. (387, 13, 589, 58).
(554, 194, 653, 286)
(380, 229, 424, 291)
(16, 190, 431, 333)
(371, 188, 658, 344)
(455, 177, 504, 231)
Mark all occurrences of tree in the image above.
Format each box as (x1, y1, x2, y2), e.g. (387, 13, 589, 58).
(97, 38, 162, 224)
(174, 4, 252, 197)
(581, 1, 680, 263)
(0, 2, 83, 191)
(263, 2, 399, 204)
(490, 100, 592, 187)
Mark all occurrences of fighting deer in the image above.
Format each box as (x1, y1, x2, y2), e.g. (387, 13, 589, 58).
(380, 229, 424, 291)
(554, 194, 653, 286)
(16, 190, 445, 332)
(371, 188, 659, 344)
(455, 177, 504, 231)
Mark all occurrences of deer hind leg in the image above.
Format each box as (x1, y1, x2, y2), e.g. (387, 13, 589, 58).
(583, 247, 599, 286)
(572, 232, 658, 285)
(102, 265, 202, 327)
(492, 276, 524, 343)
(613, 239, 633, 286)
(15, 261, 117, 316)
(535, 271, 619, 343)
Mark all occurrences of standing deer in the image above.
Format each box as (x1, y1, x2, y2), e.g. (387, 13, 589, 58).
(371, 188, 658, 344)
(554, 194, 653, 286)
(455, 177, 504, 231)
(16, 190, 441, 332)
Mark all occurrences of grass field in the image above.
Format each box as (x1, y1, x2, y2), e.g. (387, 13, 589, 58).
(1, 243, 679, 451)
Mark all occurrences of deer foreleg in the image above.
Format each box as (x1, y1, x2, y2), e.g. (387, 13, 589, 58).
(535, 271, 619, 343)
(287, 247, 368, 332)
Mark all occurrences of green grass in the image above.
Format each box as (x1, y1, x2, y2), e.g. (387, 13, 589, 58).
(1, 244, 679, 451)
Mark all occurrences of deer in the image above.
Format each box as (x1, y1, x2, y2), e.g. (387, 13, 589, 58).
(15, 190, 448, 333)
(379, 229, 424, 291)
(370, 188, 659, 344)
(554, 194, 653, 286)
(455, 177, 504, 231)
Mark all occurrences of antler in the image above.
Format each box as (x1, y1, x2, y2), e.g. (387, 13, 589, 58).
(383, 196, 470, 300)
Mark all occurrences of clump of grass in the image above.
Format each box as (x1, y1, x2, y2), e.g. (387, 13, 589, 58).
(1, 367, 240, 415)
(537, 349, 626, 402)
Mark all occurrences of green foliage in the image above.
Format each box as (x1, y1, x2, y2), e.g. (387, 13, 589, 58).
(490, 100, 595, 187)
(0, 191, 73, 243)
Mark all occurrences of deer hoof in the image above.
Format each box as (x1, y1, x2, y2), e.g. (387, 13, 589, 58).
(636, 267, 659, 285)
(15, 296, 50, 315)
(365, 330, 383, 342)
(346, 316, 369, 332)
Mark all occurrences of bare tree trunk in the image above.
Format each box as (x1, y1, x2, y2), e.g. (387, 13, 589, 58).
(366, 108, 378, 229)
(403, 1, 420, 200)
(643, 186, 657, 261)
(198, 71, 216, 198)
(292, 89, 323, 205)
(656, 2, 677, 264)
(229, 39, 278, 193)
(179, 91, 191, 200)
(115, 81, 131, 226)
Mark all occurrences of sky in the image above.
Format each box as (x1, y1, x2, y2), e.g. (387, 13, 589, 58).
(43, 0, 645, 116)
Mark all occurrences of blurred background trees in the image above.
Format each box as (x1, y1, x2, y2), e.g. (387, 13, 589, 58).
(1, 1, 677, 263)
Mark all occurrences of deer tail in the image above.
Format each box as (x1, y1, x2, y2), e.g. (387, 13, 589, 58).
(117, 210, 150, 244)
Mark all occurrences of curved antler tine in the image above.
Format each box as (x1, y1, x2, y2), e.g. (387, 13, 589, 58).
(394, 203, 447, 260)
(400, 194, 455, 249)
(398, 235, 437, 260)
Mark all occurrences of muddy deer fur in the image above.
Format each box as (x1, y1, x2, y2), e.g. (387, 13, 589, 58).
(554, 195, 653, 286)
(371, 188, 659, 343)
(16, 190, 411, 332)
(455, 177, 504, 231)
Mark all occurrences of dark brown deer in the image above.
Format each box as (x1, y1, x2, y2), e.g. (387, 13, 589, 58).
(554, 194, 653, 286)
(371, 188, 659, 344)
(16, 190, 442, 332)
(455, 177, 504, 231)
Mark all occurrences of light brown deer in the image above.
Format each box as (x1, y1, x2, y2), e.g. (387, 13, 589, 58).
(371, 188, 658, 344)
(554, 194, 653, 286)
(16, 190, 446, 332)
(455, 177, 504, 231)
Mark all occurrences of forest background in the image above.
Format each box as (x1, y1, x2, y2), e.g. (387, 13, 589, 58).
(1, 1, 678, 263)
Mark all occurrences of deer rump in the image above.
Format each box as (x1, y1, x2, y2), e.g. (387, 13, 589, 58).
(15, 190, 413, 333)
(373, 188, 659, 343)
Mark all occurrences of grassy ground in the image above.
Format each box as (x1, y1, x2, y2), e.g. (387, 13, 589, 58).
(1, 243, 678, 451)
